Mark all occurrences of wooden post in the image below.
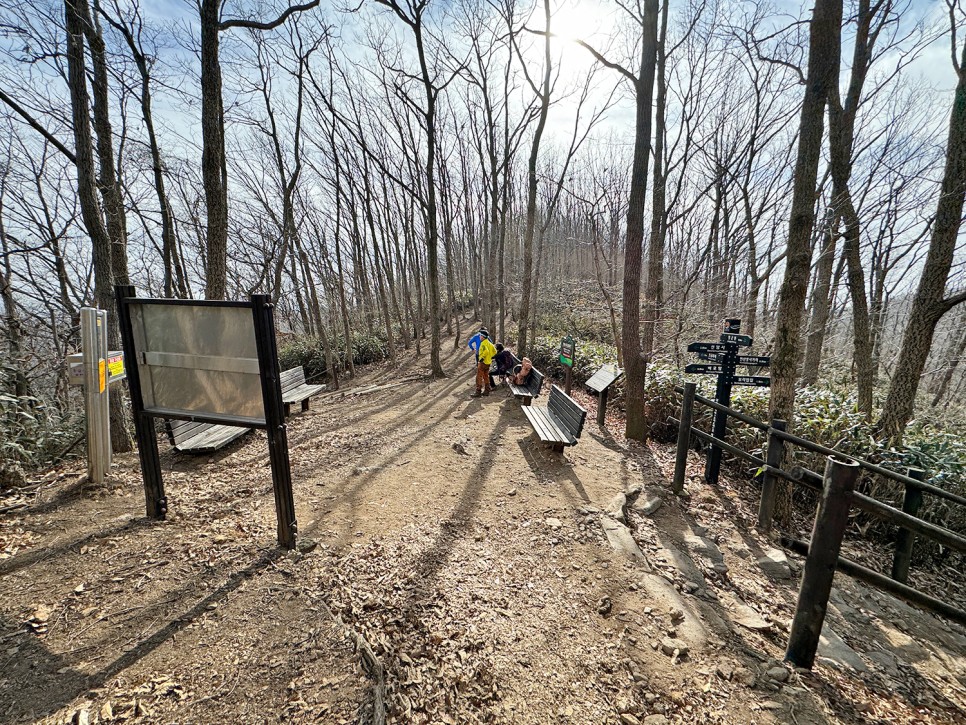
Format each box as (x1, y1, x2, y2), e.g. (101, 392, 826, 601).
(785, 456, 859, 669)
(891, 467, 925, 584)
(597, 387, 608, 427)
(565, 365, 573, 395)
(672, 383, 696, 494)
(757, 419, 787, 532)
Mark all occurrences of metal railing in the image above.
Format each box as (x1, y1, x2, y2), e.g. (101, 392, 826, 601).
(670, 381, 966, 669)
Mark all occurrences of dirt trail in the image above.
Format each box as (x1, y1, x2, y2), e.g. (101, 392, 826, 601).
(1, 343, 964, 724)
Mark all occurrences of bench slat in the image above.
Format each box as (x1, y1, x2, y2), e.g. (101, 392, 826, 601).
(280, 367, 307, 393)
(521, 386, 586, 451)
(523, 406, 568, 443)
(172, 423, 249, 453)
(282, 383, 325, 404)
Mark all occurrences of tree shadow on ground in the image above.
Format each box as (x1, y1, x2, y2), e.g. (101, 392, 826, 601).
(0, 516, 152, 579)
(0, 547, 283, 724)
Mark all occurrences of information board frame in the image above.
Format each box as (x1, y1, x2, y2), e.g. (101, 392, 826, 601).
(115, 286, 297, 549)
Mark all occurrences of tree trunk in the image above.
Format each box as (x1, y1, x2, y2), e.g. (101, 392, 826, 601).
(200, 0, 228, 299)
(878, 41, 966, 442)
(801, 211, 837, 385)
(623, 0, 660, 442)
(516, 0, 552, 357)
(65, 0, 133, 456)
(768, 0, 842, 523)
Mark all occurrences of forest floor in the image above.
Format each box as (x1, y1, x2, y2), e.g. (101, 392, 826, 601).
(1, 339, 965, 724)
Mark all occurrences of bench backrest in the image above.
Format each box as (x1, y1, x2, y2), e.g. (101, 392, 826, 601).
(548, 385, 587, 439)
(527, 368, 544, 397)
(167, 419, 208, 446)
(279, 366, 307, 393)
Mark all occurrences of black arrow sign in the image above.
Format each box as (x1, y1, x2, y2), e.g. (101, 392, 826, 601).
(720, 333, 753, 347)
(685, 363, 724, 374)
(728, 375, 771, 387)
(698, 351, 723, 362)
(737, 355, 770, 366)
(688, 342, 733, 353)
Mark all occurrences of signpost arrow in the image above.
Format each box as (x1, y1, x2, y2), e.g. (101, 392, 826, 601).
(698, 351, 723, 362)
(728, 375, 771, 387)
(737, 355, 770, 367)
(720, 333, 753, 347)
(685, 363, 724, 375)
(687, 342, 732, 353)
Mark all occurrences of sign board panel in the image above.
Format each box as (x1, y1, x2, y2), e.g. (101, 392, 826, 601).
(108, 352, 126, 381)
(698, 352, 723, 362)
(129, 303, 265, 424)
(737, 355, 770, 367)
(69, 350, 126, 385)
(720, 333, 753, 347)
(728, 375, 771, 387)
(559, 336, 575, 368)
(687, 342, 732, 353)
(586, 364, 622, 393)
(685, 363, 724, 375)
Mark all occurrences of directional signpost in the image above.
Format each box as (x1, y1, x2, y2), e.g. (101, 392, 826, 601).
(684, 318, 771, 485)
(560, 336, 576, 394)
(66, 308, 127, 484)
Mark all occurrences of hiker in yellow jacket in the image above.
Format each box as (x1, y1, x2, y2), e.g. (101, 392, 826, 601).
(472, 331, 497, 397)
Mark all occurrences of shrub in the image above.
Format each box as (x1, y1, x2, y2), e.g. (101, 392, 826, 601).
(0, 394, 80, 482)
(278, 330, 392, 383)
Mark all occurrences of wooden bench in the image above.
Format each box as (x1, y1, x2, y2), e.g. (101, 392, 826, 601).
(522, 385, 587, 452)
(166, 419, 250, 454)
(280, 366, 326, 417)
(508, 366, 544, 406)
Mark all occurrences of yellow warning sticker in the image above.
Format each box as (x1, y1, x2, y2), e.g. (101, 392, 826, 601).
(99, 360, 106, 393)
(108, 353, 124, 378)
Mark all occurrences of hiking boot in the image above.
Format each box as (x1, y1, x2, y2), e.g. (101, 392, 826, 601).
(471, 391, 483, 398)
(483, 389, 491, 396)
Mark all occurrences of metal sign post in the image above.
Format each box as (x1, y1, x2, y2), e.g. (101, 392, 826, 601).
(560, 336, 575, 394)
(685, 318, 771, 485)
(68, 309, 127, 484)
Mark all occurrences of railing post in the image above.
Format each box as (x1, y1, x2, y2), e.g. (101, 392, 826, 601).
(786, 456, 859, 669)
(672, 383, 697, 494)
(891, 467, 925, 584)
(597, 387, 609, 427)
(757, 419, 787, 532)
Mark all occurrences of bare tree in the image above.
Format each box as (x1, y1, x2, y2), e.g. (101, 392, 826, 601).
(879, 1, 966, 441)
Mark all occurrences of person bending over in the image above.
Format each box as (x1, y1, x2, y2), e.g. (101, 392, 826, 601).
(473, 331, 497, 397)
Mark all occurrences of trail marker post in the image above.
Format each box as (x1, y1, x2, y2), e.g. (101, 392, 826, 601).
(559, 336, 575, 395)
(684, 318, 771, 485)
(66, 308, 127, 484)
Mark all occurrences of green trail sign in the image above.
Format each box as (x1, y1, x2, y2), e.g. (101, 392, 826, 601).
(559, 336, 575, 368)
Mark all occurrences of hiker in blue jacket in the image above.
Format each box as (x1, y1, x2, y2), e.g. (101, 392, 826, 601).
(467, 327, 487, 362)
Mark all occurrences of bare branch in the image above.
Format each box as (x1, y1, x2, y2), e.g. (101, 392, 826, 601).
(0, 87, 76, 164)
(219, 1, 320, 31)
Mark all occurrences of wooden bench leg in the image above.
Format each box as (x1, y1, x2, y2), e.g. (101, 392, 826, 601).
(552, 443, 565, 454)
(284, 402, 291, 418)
(301, 398, 310, 412)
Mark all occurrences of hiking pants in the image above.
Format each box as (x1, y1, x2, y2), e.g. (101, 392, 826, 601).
(476, 361, 491, 393)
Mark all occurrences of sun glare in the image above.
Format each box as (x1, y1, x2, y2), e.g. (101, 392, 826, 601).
(549, 0, 603, 44)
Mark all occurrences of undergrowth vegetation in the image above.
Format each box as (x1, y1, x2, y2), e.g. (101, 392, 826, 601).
(0, 394, 81, 486)
(278, 329, 394, 382)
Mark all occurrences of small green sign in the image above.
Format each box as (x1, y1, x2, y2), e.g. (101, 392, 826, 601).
(559, 336, 575, 368)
